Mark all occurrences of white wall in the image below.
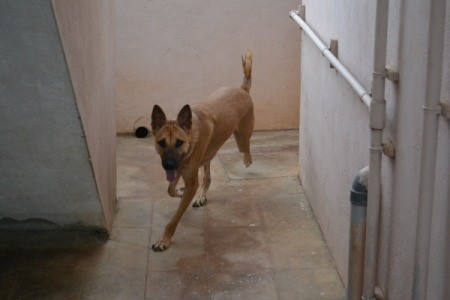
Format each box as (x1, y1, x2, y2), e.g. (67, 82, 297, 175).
(115, 0, 300, 133)
(299, 0, 374, 288)
(299, 0, 449, 299)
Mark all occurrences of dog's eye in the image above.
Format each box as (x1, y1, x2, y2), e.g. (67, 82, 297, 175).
(175, 139, 184, 148)
(157, 139, 166, 148)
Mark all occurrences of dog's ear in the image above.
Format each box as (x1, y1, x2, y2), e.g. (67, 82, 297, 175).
(177, 105, 192, 132)
(151, 105, 167, 133)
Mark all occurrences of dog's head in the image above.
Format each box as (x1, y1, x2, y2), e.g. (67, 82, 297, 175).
(151, 105, 192, 182)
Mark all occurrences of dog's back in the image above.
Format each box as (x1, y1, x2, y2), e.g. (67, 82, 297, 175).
(194, 51, 253, 126)
(192, 52, 254, 164)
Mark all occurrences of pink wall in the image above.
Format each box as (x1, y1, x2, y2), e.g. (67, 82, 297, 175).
(52, 0, 117, 231)
(116, 0, 301, 133)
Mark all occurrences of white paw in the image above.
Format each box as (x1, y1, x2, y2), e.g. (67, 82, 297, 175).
(192, 196, 207, 208)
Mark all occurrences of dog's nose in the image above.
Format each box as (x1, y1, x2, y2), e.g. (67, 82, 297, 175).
(162, 159, 177, 170)
(162, 150, 179, 171)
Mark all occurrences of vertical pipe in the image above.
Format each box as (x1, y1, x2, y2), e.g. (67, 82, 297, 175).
(363, 0, 389, 299)
(363, 132, 384, 300)
(348, 167, 369, 300)
(446, 207, 450, 300)
(412, 0, 447, 299)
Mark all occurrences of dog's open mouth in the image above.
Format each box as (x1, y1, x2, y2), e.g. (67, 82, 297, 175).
(165, 170, 177, 182)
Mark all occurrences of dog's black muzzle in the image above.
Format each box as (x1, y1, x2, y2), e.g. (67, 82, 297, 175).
(161, 150, 180, 171)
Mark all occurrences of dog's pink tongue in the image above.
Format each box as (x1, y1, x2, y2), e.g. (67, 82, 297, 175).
(165, 170, 177, 182)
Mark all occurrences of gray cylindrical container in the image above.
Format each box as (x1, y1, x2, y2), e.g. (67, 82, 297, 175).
(348, 167, 369, 300)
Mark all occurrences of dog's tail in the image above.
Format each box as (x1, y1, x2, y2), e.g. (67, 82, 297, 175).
(240, 51, 252, 93)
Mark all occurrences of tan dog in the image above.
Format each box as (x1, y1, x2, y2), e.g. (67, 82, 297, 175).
(150, 52, 254, 251)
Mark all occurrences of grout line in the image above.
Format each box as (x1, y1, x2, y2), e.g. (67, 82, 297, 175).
(107, 238, 149, 249)
(227, 175, 301, 181)
(214, 156, 231, 182)
(255, 194, 282, 300)
(204, 197, 213, 300)
(143, 197, 155, 300)
(272, 266, 343, 271)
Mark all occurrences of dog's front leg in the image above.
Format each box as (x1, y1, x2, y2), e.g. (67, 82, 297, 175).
(152, 170, 199, 252)
(193, 162, 211, 207)
(167, 172, 182, 198)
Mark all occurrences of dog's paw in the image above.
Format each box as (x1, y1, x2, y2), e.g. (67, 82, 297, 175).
(151, 238, 171, 252)
(168, 186, 184, 198)
(192, 196, 207, 208)
(243, 154, 252, 168)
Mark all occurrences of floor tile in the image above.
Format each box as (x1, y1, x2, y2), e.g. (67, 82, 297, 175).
(113, 197, 152, 228)
(79, 240, 148, 300)
(219, 151, 299, 180)
(116, 164, 152, 198)
(275, 268, 345, 300)
(206, 191, 262, 228)
(81, 272, 146, 300)
(145, 270, 209, 300)
(11, 268, 85, 300)
(206, 227, 272, 273)
(258, 193, 315, 227)
(148, 226, 206, 272)
(220, 130, 299, 151)
(209, 270, 278, 300)
(218, 176, 304, 197)
(151, 195, 205, 230)
(266, 224, 335, 270)
(0, 248, 101, 300)
(110, 227, 151, 248)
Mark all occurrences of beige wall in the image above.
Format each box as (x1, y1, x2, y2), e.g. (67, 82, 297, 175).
(116, 0, 300, 133)
(52, 0, 117, 231)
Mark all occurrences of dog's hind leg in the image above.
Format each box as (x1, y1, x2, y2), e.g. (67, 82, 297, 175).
(193, 162, 211, 207)
(234, 113, 254, 168)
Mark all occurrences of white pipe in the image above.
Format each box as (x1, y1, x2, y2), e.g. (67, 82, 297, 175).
(362, 0, 389, 299)
(412, 0, 447, 298)
(289, 11, 372, 109)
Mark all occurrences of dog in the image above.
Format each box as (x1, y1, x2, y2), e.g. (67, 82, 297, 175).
(150, 51, 254, 251)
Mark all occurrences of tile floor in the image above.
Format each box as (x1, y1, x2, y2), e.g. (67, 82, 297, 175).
(0, 130, 346, 299)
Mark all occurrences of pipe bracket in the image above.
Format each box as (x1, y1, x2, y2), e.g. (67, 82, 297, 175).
(299, 5, 306, 20)
(385, 68, 400, 82)
(422, 104, 442, 115)
(329, 40, 338, 68)
(439, 101, 450, 120)
(382, 140, 395, 159)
